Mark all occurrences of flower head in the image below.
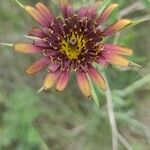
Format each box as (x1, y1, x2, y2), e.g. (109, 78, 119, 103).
(12, 0, 133, 97)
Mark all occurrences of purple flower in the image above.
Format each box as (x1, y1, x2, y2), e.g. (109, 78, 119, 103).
(13, 1, 133, 97)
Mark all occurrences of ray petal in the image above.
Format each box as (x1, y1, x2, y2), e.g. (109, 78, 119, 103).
(35, 3, 54, 21)
(59, 0, 73, 18)
(25, 6, 49, 26)
(29, 28, 45, 38)
(76, 71, 91, 98)
(104, 54, 130, 67)
(77, 6, 97, 19)
(103, 19, 131, 36)
(88, 66, 106, 90)
(96, 3, 119, 25)
(104, 44, 133, 56)
(77, 1, 100, 18)
(56, 70, 70, 92)
(33, 39, 49, 48)
(43, 72, 60, 90)
(98, 57, 109, 66)
(26, 57, 50, 75)
(48, 63, 61, 73)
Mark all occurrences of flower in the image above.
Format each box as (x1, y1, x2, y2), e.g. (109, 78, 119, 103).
(12, 0, 133, 97)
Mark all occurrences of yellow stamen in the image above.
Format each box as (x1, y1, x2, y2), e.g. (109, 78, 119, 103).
(60, 32, 86, 60)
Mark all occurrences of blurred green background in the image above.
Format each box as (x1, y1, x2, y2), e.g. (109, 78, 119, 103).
(0, 0, 150, 150)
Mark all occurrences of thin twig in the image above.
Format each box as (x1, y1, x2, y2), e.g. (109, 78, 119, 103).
(103, 73, 118, 150)
(112, 0, 150, 98)
(118, 73, 150, 97)
(100, 1, 144, 148)
(117, 133, 133, 150)
(103, 72, 133, 150)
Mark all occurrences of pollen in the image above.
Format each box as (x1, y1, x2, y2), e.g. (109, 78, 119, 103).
(60, 32, 86, 60)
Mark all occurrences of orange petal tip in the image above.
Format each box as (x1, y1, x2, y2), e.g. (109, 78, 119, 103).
(14, 43, 41, 54)
(121, 19, 132, 25)
(77, 72, 92, 98)
(43, 72, 60, 90)
(111, 3, 119, 8)
(104, 19, 132, 36)
(108, 55, 130, 67)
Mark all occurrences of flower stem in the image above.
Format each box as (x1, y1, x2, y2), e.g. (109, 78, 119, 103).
(103, 72, 118, 150)
(102, 71, 133, 150)
(117, 133, 133, 150)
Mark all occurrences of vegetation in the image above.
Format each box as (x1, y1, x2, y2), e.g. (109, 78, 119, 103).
(0, 0, 150, 149)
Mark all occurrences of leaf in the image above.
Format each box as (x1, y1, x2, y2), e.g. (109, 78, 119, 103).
(98, 0, 111, 15)
(87, 75, 100, 107)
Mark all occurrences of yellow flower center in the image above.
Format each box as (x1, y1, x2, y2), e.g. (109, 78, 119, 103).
(60, 32, 86, 60)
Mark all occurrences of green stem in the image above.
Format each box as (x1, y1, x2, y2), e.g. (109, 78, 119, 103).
(103, 72, 119, 150)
